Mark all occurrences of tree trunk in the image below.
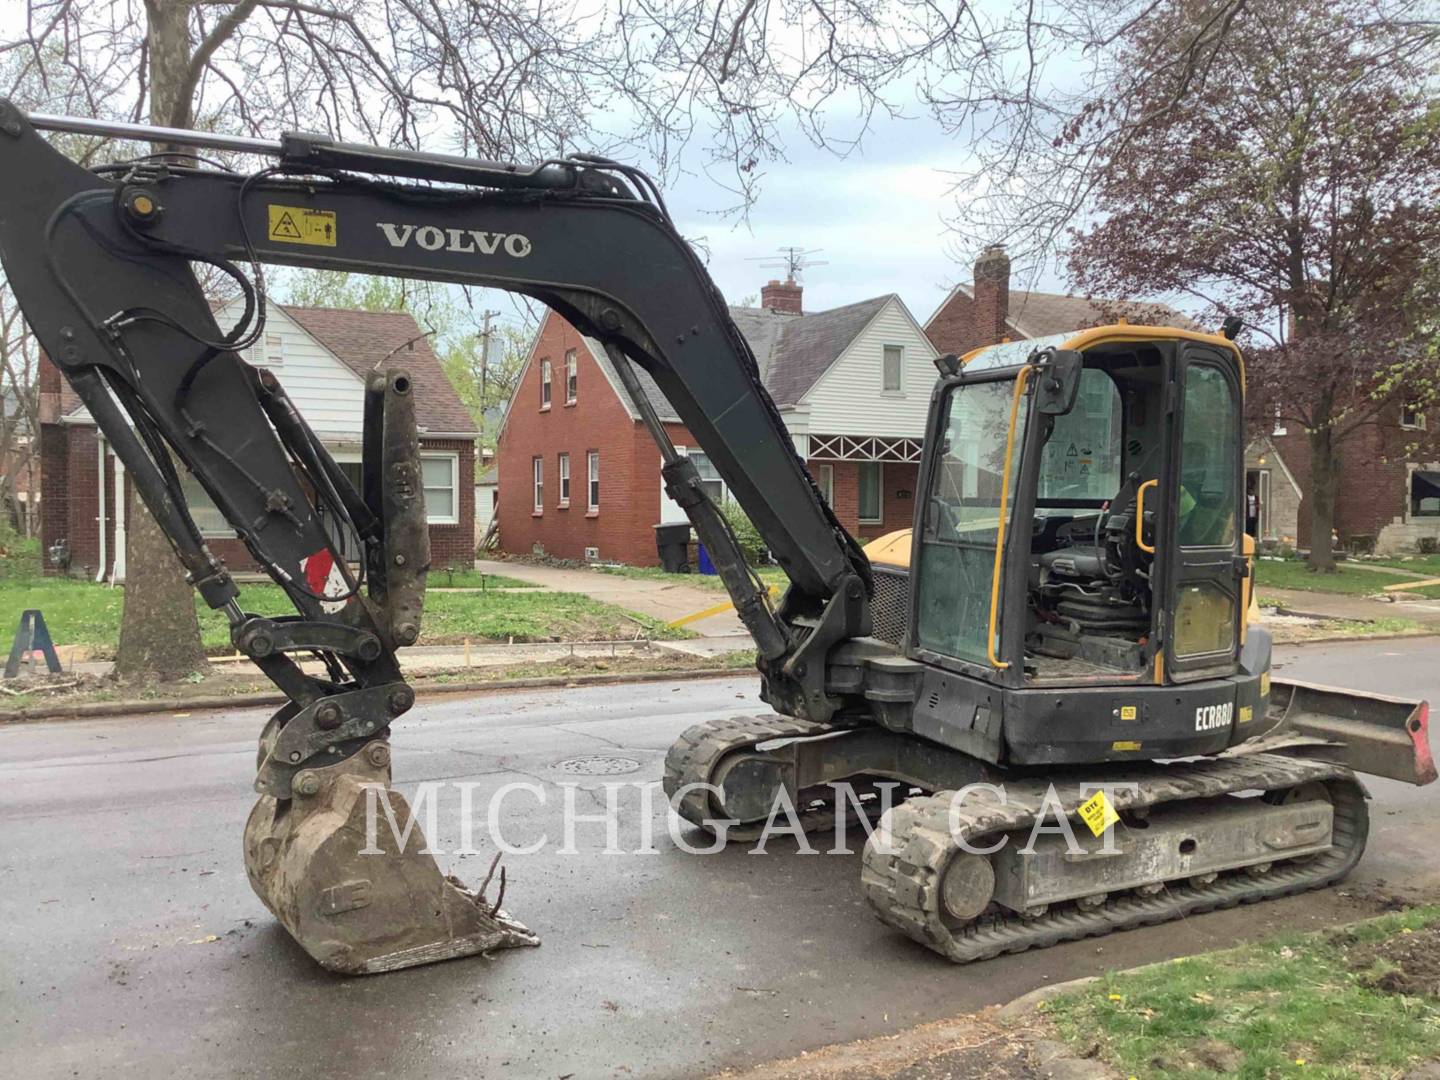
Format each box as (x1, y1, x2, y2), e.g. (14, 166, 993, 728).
(114, 0, 211, 681)
(1307, 421, 1339, 572)
(114, 484, 210, 681)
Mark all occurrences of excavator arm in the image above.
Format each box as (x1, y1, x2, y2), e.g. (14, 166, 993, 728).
(0, 102, 871, 972)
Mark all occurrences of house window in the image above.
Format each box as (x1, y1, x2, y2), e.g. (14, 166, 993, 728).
(1402, 403, 1426, 430)
(242, 332, 285, 367)
(421, 453, 458, 524)
(882, 345, 903, 393)
(816, 462, 834, 505)
(532, 456, 544, 512)
(689, 450, 725, 504)
(587, 451, 600, 511)
(858, 461, 883, 523)
(1272, 404, 1286, 436)
(178, 472, 232, 537)
(1411, 470, 1440, 517)
(558, 452, 570, 506)
(540, 359, 552, 408)
(565, 349, 578, 404)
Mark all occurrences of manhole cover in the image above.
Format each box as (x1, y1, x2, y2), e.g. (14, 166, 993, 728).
(553, 755, 641, 775)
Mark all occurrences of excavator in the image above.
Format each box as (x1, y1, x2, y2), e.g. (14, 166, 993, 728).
(0, 102, 1432, 975)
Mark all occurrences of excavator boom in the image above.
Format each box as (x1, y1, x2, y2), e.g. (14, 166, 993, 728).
(0, 102, 870, 972)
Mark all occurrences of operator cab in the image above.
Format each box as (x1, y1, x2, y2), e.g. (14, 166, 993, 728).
(909, 326, 1246, 689)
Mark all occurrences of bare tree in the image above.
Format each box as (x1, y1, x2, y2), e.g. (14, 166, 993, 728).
(0, 286, 42, 538)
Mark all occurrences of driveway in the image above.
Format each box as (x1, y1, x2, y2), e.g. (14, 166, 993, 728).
(0, 639, 1436, 1079)
(477, 558, 746, 636)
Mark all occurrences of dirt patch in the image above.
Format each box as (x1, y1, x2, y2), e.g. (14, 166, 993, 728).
(1348, 924, 1440, 997)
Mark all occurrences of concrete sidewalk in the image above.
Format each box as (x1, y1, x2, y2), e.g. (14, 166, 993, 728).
(1260, 586, 1440, 630)
(475, 558, 747, 636)
(54, 637, 754, 680)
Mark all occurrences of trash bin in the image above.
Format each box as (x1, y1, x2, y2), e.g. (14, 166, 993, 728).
(697, 542, 717, 575)
(654, 522, 691, 573)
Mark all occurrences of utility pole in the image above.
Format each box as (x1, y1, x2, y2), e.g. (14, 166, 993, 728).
(477, 309, 503, 441)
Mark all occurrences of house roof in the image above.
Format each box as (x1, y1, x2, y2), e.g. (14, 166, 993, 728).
(283, 306, 478, 435)
(925, 285, 1201, 341)
(762, 295, 892, 406)
(581, 295, 895, 423)
(61, 305, 479, 438)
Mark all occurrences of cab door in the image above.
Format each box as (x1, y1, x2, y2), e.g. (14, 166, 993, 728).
(1163, 344, 1244, 679)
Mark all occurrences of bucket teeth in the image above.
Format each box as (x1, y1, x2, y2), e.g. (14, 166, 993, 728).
(243, 738, 538, 975)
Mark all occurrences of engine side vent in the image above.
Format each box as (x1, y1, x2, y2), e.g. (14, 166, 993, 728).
(869, 565, 911, 647)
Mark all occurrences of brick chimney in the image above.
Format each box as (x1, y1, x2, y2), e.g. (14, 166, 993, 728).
(972, 244, 1010, 346)
(760, 277, 803, 315)
(38, 352, 62, 424)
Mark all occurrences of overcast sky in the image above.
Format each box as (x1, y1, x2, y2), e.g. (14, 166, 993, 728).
(662, 105, 1074, 326)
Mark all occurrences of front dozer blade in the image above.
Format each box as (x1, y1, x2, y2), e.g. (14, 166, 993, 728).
(244, 737, 538, 975)
(1251, 678, 1436, 786)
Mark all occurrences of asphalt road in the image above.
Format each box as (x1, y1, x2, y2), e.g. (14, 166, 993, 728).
(2, 638, 1438, 1080)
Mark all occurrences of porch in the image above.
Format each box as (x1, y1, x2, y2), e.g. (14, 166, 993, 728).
(805, 434, 922, 541)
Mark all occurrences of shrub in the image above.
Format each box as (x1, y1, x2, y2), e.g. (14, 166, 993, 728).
(720, 500, 767, 567)
(0, 527, 42, 581)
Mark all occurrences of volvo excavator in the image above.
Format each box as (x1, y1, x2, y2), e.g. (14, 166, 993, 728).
(0, 102, 1432, 975)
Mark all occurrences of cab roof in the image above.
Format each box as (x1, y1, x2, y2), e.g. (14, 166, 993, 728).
(959, 323, 1242, 373)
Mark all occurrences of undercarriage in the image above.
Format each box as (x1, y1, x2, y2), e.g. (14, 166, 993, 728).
(665, 685, 1429, 963)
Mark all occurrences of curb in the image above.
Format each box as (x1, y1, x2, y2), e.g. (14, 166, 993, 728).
(1272, 629, 1439, 646)
(0, 665, 744, 723)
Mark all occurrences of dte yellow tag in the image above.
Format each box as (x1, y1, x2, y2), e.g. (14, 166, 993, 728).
(1077, 791, 1120, 837)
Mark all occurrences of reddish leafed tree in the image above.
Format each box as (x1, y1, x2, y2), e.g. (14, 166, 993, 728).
(1068, 0, 1440, 569)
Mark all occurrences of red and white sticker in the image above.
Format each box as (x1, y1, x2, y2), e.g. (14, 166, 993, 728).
(302, 549, 349, 614)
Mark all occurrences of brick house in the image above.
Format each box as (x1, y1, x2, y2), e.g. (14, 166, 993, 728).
(1265, 402, 1440, 554)
(495, 279, 939, 566)
(40, 305, 478, 580)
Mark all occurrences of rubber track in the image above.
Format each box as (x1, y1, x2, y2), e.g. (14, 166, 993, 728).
(663, 715, 838, 841)
(859, 753, 1368, 963)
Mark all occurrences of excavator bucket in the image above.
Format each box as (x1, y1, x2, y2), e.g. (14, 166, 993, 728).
(244, 718, 539, 975)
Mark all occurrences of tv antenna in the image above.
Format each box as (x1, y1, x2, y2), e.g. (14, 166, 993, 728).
(746, 246, 828, 282)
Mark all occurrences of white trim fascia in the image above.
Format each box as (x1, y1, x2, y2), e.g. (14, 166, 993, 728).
(580, 334, 641, 421)
(1254, 437, 1303, 497)
(495, 314, 549, 443)
(420, 450, 461, 525)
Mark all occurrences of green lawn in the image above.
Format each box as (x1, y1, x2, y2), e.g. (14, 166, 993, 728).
(1253, 558, 1440, 598)
(592, 562, 790, 593)
(1360, 554, 1440, 575)
(0, 575, 686, 658)
(1046, 905, 1440, 1078)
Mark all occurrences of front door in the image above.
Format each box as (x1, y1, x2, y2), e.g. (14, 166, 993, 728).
(1164, 345, 1244, 678)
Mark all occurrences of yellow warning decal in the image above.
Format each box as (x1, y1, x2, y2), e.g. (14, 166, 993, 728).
(268, 205, 336, 247)
(1120, 705, 1137, 721)
(1260, 671, 1271, 696)
(1111, 740, 1143, 752)
(1077, 790, 1121, 837)
(1238, 705, 1254, 723)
